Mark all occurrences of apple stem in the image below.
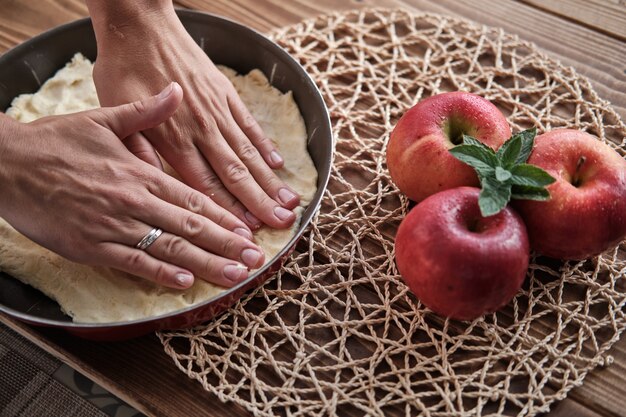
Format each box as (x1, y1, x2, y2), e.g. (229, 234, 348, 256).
(572, 156, 586, 187)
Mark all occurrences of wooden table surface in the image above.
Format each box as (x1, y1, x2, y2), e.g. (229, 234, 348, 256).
(1, 1, 625, 416)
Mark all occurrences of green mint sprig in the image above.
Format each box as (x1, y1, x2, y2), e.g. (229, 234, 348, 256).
(449, 128, 555, 217)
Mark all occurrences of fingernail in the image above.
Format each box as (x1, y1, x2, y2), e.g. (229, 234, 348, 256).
(174, 272, 194, 288)
(274, 206, 294, 221)
(270, 150, 283, 165)
(158, 82, 175, 99)
(244, 211, 261, 228)
(223, 263, 248, 282)
(233, 227, 253, 240)
(278, 188, 298, 206)
(241, 248, 262, 267)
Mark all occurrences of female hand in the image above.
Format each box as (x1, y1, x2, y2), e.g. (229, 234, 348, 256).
(87, 0, 300, 230)
(0, 83, 265, 289)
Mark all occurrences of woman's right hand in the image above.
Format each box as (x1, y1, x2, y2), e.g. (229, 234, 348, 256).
(0, 82, 265, 289)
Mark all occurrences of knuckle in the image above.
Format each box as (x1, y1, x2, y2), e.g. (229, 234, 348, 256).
(164, 235, 187, 258)
(167, 129, 189, 150)
(91, 213, 118, 232)
(198, 118, 216, 135)
(202, 257, 216, 276)
(126, 251, 145, 269)
(259, 170, 282, 190)
(220, 235, 237, 256)
(131, 163, 152, 179)
(118, 190, 147, 211)
(153, 263, 169, 284)
(189, 103, 218, 134)
(214, 209, 228, 227)
(224, 161, 250, 185)
(198, 173, 224, 194)
(131, 100, 147, 116)
(185, 192, 206, 213)
(256, 137, 273, 150)
(241, 114, 258, 130)
(131, 197, 150, 214)
(144, 175, 163, 197)
(238, 143, 260, 163)
(182, 214, 204, 239)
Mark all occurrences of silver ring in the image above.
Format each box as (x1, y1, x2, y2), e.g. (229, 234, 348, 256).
(135, 227, 163, 250)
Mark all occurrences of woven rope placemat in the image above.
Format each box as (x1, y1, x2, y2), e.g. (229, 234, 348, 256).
(159, 8, 626, 416)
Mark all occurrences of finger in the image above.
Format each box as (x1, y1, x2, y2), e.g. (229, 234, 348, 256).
(221, 114, 300, 210)
(162, 146, 263, 230)
(123, 132, 164, 170)
(98, 82, 183, 139)
(144, 231, 250, 287)
(96, 242, 195, 289)
(139, 194, 265, 268)
(196, 135, 296, 229)
(227, 94, 284, 169)
(145, 168, 254, 237)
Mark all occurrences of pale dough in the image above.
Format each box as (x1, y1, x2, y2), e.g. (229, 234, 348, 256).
(2, 53, 317, 323)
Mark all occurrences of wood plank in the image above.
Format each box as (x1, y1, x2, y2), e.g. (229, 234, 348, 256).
(564, 336, 626, 416)
(0, 0, 88, 52)
(548, 397, 608, 417)
(521, 0, 626, 41)
(0, 0, 188, 53)
(1, 314, 250, 417)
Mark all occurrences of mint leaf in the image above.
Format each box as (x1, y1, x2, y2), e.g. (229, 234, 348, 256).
(496, 128, 537, 167)
(510, 164, 556, 187)
(479, 176, 512, 216)
(511, 185, 550, 201)
(514, 128, 537, 164)
(447, 126, 549, 217)
(463, 134, 494, 153)
(495, 166, 512, 182)
(449, 144, 498, 175)
(496, 134, 522, 168)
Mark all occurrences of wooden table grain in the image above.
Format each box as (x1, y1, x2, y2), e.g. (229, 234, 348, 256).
(1, 1, 625, 416)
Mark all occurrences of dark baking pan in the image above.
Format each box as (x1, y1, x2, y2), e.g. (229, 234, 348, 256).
(0, 10, 332, 340)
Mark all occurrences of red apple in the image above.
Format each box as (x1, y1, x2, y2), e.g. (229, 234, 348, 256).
(514, 129, 626, 259)
(387, 92, 511, 202)
(395, 187, 529, 320)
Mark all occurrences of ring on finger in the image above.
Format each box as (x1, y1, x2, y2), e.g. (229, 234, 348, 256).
(135, 227, 163, 250)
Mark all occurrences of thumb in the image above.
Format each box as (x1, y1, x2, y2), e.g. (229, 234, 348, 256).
(99, 82, 183, 139)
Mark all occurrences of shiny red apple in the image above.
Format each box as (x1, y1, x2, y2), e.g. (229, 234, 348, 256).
(514, 129, 626, 259)
(394, 187, 529, 320)
(387, 92, 511, 202)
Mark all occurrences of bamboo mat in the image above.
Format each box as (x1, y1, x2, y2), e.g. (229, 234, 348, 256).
(159, 8, 626, 417)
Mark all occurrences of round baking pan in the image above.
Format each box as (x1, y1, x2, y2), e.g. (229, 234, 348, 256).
(0, 10, 332, 340)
